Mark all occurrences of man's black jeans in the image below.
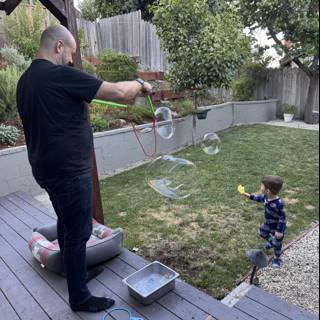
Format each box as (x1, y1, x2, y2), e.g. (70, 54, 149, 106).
(39, 173, 93, 307)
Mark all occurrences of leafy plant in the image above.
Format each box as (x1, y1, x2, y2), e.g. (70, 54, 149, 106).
(78, 28, 89, 57)
(4, 1, 47, 59)
(0, 66, 22, 121)
(282, 104, 297, 115)
(82, 59, 96, 76)
(0, 46, 31, 71)
(96, 50, 138, 82)
(90, 113, 109, 132)
(0, 124, 20, 145)
(128, 106, 154, 124)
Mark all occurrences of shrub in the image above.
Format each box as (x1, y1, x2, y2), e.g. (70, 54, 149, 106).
(0, 46, 31, 71)
(0, 124, 20, 145)
(82, 59, 96, 76)
(96, 49, 138, 82)
(129, 106, 154, 124)
(282, 104, 297, 115)
(171, 99, 195, 117)
(0, 66, 22, 121)
(4, 2, 48, 59)
(232, 78, 255, 101)
(232, 61, 267, 101)
(90, 113, 109, 132)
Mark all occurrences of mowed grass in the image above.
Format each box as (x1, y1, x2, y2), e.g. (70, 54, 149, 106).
(100, 124, 319, 299)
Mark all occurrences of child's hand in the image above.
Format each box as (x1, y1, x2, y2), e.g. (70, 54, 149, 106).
(243, 192, 251, 198)
(275, 232, 284, 240)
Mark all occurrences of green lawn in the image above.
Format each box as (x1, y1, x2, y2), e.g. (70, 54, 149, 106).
(100, 124, 319, 299)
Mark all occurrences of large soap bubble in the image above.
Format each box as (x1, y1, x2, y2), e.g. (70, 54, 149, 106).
(146, 155, 198, 200)
(201, 133, 221, 156)
(154, 107, 174, 140)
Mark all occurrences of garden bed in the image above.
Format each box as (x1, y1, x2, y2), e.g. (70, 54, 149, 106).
(100, 125, 319, 299)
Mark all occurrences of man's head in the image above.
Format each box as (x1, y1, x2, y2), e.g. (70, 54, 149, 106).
(39, 25, 77, 66)
(260, 176, 284, 196)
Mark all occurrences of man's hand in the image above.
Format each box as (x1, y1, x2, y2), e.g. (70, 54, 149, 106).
(275, 232, 284, 240)
(141, 82, 153, 95)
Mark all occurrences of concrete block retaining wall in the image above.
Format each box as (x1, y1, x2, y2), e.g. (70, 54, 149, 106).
(0, 100, 277, 197)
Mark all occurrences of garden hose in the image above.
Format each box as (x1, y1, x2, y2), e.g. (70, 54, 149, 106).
(103, 307, 144, 320)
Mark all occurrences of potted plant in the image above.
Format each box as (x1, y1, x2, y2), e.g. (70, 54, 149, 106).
(282, 104, 297, 123)
(193, 108, 211, 120)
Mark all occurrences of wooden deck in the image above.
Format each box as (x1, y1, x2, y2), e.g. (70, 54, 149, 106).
(0, 192, 317, 320)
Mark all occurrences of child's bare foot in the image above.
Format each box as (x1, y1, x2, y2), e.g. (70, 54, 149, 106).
(205, 316, 214, 320)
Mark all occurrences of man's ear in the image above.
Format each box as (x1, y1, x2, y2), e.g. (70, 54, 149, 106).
(55, 40, 64, 54)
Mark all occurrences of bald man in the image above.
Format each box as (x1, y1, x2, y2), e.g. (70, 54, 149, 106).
(17, 25, 152, 313)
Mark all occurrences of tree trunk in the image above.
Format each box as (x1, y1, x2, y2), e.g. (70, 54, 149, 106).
(304, 73, 319, 124)
(192, 90, 197, 146)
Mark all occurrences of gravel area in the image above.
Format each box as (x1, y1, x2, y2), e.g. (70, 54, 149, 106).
(258, 225, 319, 315)
(266, 120, 319, 131)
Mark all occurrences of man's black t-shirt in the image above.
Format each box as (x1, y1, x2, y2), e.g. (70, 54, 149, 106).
(17, 59, 103, 182)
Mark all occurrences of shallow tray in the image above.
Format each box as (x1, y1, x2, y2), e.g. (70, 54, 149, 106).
(123, 261, 179, 305)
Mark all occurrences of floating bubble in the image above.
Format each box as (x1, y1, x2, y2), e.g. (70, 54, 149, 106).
(145, 155, 198, 200)
(154, 107, 174, 140)
(201, 133, 221, 155)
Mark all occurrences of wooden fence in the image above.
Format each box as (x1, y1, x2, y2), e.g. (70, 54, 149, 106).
(77, 11, 169, 71)
(255, 68, 319, 119)
(78, 13, 318, 121)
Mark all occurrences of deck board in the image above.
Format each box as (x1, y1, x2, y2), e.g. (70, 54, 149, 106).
(0, 289, 20, 320)
(0, 200, 145, 320)
(6, 193, 55, 225)
(1, 191, 316, 320)
(244, 286, 318, 320)
(0, 235, 80, 320)
(0, 256, 51, 320)
(235, 296, 289, 320)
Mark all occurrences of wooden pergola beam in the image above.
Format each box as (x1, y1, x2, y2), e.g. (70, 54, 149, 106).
(2, 0, 22, 15)
(39, 0, 67, 24)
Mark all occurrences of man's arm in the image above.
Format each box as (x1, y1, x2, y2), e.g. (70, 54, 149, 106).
(95, 80, 152, 104)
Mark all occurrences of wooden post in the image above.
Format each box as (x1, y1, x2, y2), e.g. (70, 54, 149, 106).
(0, 0, 105, 224)
(62, 0, 105, 224)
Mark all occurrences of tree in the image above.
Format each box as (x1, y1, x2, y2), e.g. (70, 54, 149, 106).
(79, 0, 100, 22)
(80, 0, 157, 21)
(4, 1, 49, 59)
(153, 0, 250, 94)
(237, 0, 319, 123)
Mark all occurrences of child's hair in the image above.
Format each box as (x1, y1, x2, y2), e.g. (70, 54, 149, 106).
(261, 176, 283, 195)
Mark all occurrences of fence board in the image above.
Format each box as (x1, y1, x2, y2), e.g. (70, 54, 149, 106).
(78, 11, 168, 71)
(255, 68, 319, 119)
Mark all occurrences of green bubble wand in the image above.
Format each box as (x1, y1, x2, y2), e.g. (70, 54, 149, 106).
(92, 96, 155, 112)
